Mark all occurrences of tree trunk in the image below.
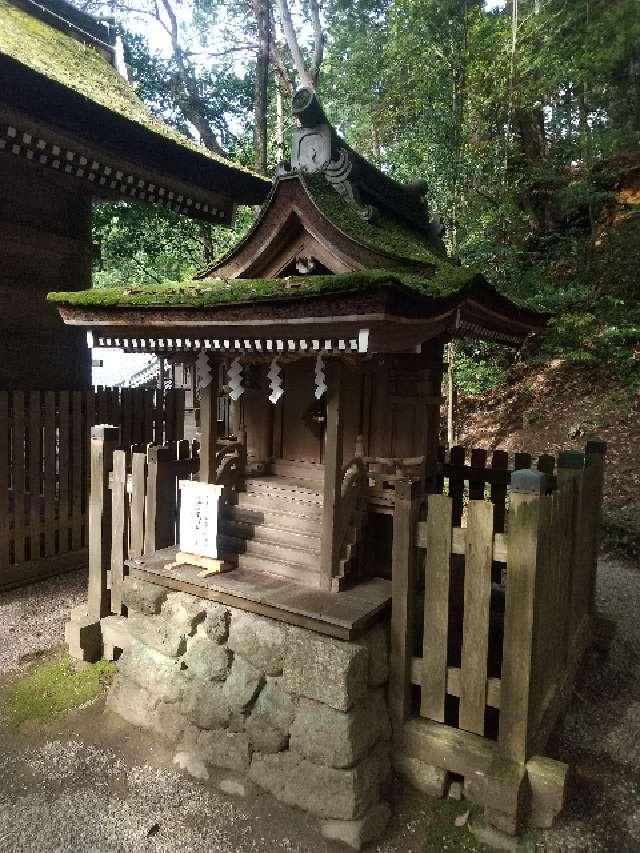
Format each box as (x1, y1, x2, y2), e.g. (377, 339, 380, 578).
(276, 84, 285, 164)
(252, 0, 270, 175)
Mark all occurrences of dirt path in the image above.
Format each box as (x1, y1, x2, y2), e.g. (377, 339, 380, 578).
(0, 559, 638, 852)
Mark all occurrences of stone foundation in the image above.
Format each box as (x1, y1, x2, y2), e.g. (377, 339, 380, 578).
(104, 581, 392, 849)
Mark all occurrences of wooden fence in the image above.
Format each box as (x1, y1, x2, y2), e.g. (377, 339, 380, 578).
(0, 389, 185, 592)
(391, 440, 607, 833)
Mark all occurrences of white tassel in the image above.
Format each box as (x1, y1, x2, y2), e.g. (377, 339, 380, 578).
(314, 355, 326, 400)
(228, 357, 244, 401)
(267, 358, 283, 404)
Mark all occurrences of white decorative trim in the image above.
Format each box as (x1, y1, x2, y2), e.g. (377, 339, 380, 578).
(267, 358, 283, 405)
(314, 355, 326, 400)
(227, 357, 244, 401)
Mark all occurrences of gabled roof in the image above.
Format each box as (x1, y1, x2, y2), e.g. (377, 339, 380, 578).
(0, 0, 270, 219)
(48, 90, 548, 351)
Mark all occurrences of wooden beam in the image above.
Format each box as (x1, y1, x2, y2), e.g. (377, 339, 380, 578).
(320, 359, 344, 590)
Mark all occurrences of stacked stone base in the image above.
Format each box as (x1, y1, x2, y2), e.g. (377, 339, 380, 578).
(105, 578, 392, 850)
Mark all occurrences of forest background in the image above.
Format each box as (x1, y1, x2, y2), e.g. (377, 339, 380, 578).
(74, 0, 640, 550)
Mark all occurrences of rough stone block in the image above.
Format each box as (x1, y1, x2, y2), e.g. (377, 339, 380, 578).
(282, 629, 368, 712)
(179, 725, 252, 773)
(101, 614, 150, 660)
(219, 778, 248, 797)
(182, 681, 231, 730)
(290, 688, 388, 769)
(106, 677, 158, 729)
(65, 614, 101, 663)
(200, 729, 252, 772)
(484, 759, 528, 836)
(223, 654, 264, 712)
(227, 609, 287, 676)
(173, 751, 209, 781)
(117, 639, 186, 703)
(182, 627, 230, 682)
(394, 754, 448, 797)
(200, 603, 230, 644)
(249, 743, 386, 820)
(149, 701, 189, 743)
(127, 616, 187, 659)
(121, 576, 167, 616)
(463, 771, 487, 805)
(161, 592, 208, 636)
(246, 678, 296, 753)
(358, 622, 390, 687)
(320, 802, 391, 850)
(526, 756, 568, 829)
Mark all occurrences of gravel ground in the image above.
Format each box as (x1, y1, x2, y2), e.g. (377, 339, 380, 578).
(0, 570, 86, 675)
(0, 558, 638, 852)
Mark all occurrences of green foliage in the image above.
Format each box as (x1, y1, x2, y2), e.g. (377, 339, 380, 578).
(1, 657, 116, 726)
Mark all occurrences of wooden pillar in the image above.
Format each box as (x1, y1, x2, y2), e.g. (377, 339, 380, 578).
(199, 359, 219, 484)
(87, 425, 119, 622)
(499, 468, 546, 764)
(320, 359, 344, 591)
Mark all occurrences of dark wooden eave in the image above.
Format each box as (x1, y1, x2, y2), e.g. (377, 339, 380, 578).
(0, 56, 270, 222)
(55, 279, 546, 354)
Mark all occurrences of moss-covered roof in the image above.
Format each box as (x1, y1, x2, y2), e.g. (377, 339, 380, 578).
(302, 172, 449, 267)
(0, 0, 261, 179)
(48, 267, 479, 309)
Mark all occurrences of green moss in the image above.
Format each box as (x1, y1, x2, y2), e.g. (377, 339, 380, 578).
(0, 0, 264, 180)
(302, 172, 450, 266)
(1, 656, 116, 726)
(48, 266, 476, 308)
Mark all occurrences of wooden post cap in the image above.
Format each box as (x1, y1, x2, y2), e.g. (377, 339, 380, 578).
(558, 450, 585, 470)
(510, 468, 546, 495)
(91, 425, 120, 442)
(585, 438, 607, 456)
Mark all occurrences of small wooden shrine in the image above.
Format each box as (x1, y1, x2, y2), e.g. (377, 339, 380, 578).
(53, 93, 611, 843)
(51, 88, 545, 594)
(0, 0, 269, 388)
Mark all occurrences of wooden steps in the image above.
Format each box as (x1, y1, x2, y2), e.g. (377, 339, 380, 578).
(220, 472, 324, 587)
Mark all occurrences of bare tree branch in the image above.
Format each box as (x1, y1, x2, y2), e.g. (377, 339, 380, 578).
(276, 0, 314, 89)
(308, 0, 323, 85)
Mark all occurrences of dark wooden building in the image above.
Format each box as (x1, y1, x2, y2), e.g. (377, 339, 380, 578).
(0, 0, 269, 388)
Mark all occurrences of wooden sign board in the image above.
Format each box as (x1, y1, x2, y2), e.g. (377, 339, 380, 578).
(178, 480, 224, 560)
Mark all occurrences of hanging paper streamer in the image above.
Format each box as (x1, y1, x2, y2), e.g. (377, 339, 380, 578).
(228, 357, 244, 401)
(267, 358, 283, 404)
(314, 354, 326, 400)
(196, 350, 212, 389)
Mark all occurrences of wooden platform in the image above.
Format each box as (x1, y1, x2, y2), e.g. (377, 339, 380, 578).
(127, 547, 392, 640)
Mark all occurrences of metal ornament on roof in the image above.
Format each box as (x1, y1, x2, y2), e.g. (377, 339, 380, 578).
(314, 355, 326, 400)
(196, 350, 212, 389)
(228, 357, 244, 401)
(267, 358, 283, 405)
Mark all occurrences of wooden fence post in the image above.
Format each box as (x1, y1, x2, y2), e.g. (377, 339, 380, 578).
(389, 478, 421, 740)
(499, 468, 546, 764)
(110, 449, 129, 616)
(87, 425, 119, 622)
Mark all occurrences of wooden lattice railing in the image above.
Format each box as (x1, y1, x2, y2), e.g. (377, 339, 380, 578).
(389, 440, 607, 834)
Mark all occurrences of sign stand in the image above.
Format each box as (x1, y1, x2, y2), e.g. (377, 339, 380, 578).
(175, 481, 230, 575)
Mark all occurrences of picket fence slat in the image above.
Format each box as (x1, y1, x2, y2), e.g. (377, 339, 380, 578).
(44, 392, 56, 557)
(459, 499, 494, 735)
(28, 391, 41, 562)
(421, 493, 453, 723)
